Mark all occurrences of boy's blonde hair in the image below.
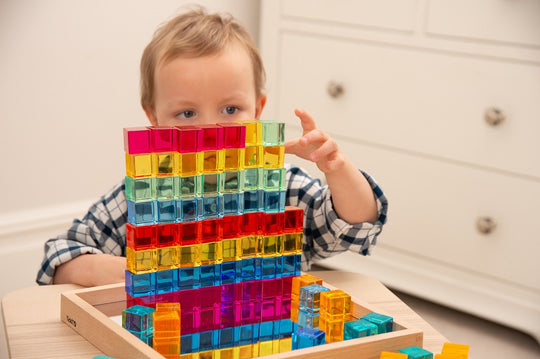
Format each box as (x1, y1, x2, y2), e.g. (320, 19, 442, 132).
(140, 7, 265, 110)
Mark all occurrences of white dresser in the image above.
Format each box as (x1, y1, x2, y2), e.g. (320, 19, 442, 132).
(259, 0, 540, 341)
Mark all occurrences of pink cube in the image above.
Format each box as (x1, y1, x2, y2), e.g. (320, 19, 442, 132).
(218, 123, 246, 148)
(124, 127, 151, 154)
(199, 124, 224, 151)
(149, 126, 176, 152)
(176, 126, 202, 153)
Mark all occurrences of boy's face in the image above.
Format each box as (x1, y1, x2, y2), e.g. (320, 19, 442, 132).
(145, 41, 266, 126)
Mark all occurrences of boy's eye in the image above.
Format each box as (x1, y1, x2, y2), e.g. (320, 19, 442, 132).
(177, 110, 196, 119)
(222, 106, 239, 115)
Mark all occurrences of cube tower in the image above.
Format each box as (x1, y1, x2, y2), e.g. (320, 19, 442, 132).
(122, 121, 303, 358)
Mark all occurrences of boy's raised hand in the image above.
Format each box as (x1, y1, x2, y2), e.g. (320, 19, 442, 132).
(285, 109, 345, 173)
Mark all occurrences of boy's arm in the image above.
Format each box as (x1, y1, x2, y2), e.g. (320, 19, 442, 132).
(285, 164, 387, 270)
(36, 181, 127, 286)
(285, 109, 378, 224)
(53, 253, 125, 286)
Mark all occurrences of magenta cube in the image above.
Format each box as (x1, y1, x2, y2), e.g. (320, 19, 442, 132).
(200, 286, 221, 309)
(124, 127, 151, 154)
(221, 283, 243, 304)
(280, 297, 291, 319)
(282, 276, 293, 299)
(261, 298, 276, 321)
(242, 281, 262, 302)
(241, 300, 261, 325)
(181, 308, 200, 335)
(220, 304, 241, 328)
(199, 307, 219, 332)
(262, 278, 282, 299)
(218, 123, 246, 148)
(199, 124, 224, 151)
(176, 126, 202, 153)
(178, 288, 201, 309)
(149, 126, 176, 152)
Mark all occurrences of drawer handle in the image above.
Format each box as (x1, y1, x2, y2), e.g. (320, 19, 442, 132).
(327, 81, 344, 98)
(476, 217, 497, 234)
(485, 107, 506, 127)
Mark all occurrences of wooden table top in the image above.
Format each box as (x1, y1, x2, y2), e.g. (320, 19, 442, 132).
(1, 270, 448, 358)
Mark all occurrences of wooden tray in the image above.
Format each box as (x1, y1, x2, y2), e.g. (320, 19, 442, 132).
(60, 282, 423, 359)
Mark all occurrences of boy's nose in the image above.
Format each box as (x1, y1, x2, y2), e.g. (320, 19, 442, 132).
(198, 113, 218, 125)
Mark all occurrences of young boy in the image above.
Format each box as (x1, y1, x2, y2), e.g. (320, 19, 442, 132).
(36, 8, 388, 286)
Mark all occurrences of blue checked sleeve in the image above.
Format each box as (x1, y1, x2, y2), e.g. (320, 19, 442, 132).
(36, 180, 128, 285)
(284, 164, 388, 271)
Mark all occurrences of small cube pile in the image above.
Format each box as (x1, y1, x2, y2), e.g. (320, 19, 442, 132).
(290, 274, 394, 350)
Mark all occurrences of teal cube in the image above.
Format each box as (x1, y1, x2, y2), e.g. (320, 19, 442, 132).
(202, 173, 224, 195)
(244, 167, 262, 190)
(122, 305, 155, 336)
(261, 121, 285, 146)
(179, 175, 202, 198)
(344, 319, 378, 339)
(361, 312, 393, 333)
(154, 176, 176, 200)
(263, 168, 286, 191)
(125, 176, 153, 202)
(398, 346, 433, 359)
(223, 170, 244, 193)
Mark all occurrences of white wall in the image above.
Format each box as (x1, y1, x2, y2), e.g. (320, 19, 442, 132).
(0, 1, 260, 357)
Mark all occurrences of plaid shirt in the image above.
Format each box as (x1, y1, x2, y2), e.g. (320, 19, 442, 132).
(36, 164, 388, 285)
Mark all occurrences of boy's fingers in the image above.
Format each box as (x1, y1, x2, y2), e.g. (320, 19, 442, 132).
(310, 138, 338, 162)
(284, 138, 301, 155)
(301, 129, 328, 146)
(294, 108, 317, 134)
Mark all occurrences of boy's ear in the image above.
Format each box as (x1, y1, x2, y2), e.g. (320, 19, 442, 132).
(254, 94, 267, 120)
(143, 105, 158, 126)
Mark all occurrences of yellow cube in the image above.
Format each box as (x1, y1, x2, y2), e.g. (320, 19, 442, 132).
(179, 152, 202, 176)
(262, 145, 284, 169)
(200, 241, 223, 265)
(223, 148, 245, 171)
(125, 153, 152, 178)
(156, 246, 179, 271)
(179, 244, 201, 268)
(126, 247, 156, 274)
(152, 152, 179, 176)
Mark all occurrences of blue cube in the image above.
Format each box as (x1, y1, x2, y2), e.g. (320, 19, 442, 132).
(178, 267, 201, 290)
(299, 284, 330, 313)
(292, 327, 325, 350)
(223, 192, 244, 216)
(179, 197, 201, 222)
(155, 268, 178, 294)
(154, 199, 176, 223)
(200, 264, 221, 287)
(127, 200, 154, 225)
(202, 195, 223, 219)
(125, 270, 155, 297)
(180, 333, 200, 354)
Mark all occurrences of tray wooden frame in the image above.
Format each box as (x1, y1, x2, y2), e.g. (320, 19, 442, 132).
(60, 282, 423, 359)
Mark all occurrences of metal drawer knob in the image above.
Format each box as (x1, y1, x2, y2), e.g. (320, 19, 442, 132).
(485, 107, 506, 127)
(476, 217, 497, 234)
(327, 81, 344, 98)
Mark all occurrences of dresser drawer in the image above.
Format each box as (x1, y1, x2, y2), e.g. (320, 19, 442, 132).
(276, 32, 540, 178)
(281, 0, 417, 32)
(326, 133, 540, 291)
(426, 0, 540, 47)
